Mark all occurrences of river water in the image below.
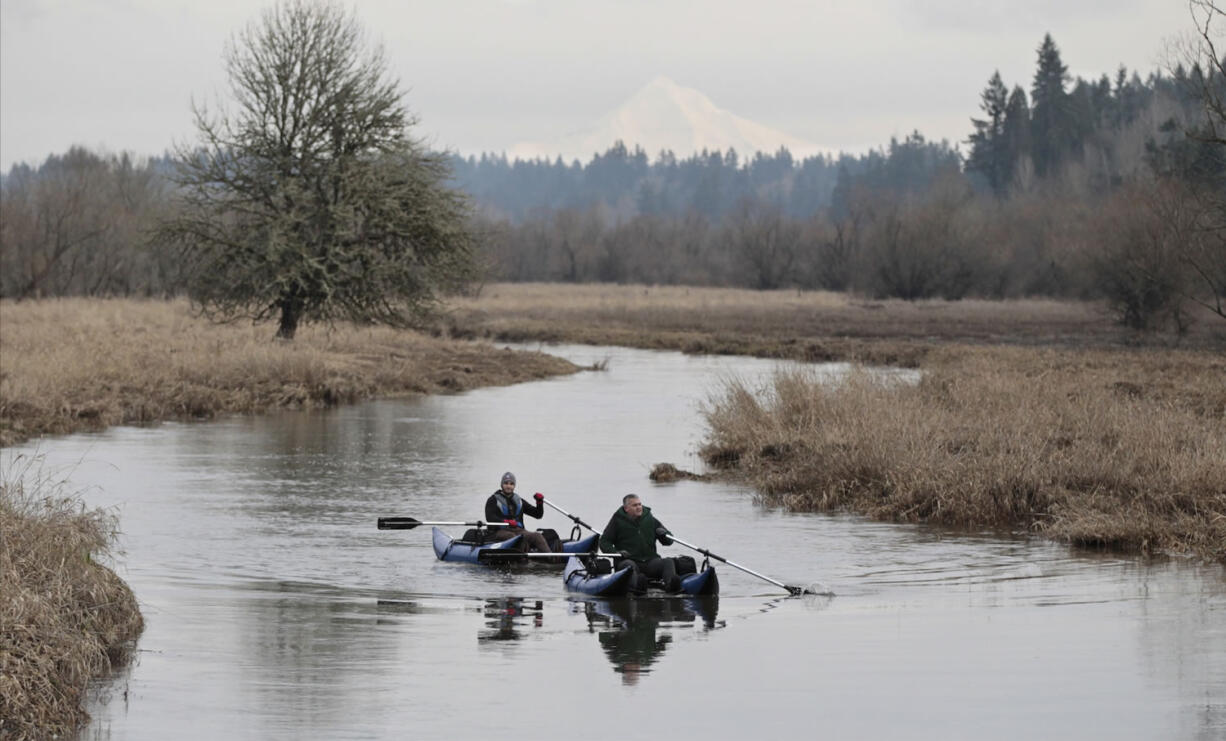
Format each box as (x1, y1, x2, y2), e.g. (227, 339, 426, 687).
(9, 344, 1224, 740)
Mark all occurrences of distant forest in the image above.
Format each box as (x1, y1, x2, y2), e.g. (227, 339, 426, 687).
(450, 53, 1205, 223)
(3, 30, 1225, 334)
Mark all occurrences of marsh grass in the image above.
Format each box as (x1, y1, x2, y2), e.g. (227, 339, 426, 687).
(447, 284, 1225, 557)
(0, 453, 143, 739)
(443, 283, 1226, 365)
(0, 298, 580, 447)
(699, 345, 1226, 559)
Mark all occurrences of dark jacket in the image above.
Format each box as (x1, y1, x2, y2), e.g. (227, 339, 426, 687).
(485, 491, 543, 528)
(600, 505, 669, 563)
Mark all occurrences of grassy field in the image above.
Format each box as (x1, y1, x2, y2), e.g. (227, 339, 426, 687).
(440, 282, 1226, 365)
(699, 348, 1226, 559)
(0, 298, 582, 448)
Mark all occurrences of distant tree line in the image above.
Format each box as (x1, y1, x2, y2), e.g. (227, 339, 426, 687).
(467, 28, 1226, 331)
(0, 148, 183, 298)
(450, 131, 960, 224)
(2, 16, 1224, 335)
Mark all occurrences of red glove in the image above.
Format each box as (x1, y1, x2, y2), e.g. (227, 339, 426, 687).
(534, 492, 545, 504)
(504, 519, 519, 528)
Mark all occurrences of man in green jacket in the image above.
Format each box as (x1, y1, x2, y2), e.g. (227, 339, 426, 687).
(599, 493, 681, 593)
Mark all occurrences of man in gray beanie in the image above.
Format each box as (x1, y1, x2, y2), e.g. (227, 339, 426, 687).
(484, 471, 552, 552)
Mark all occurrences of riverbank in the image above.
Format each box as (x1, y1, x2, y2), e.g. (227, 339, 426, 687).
(699, 346, 1226, 560)
(0, 297, 585, 737)
(0, 298, 582, 448)
(1, 454, 144, 739)
(440, 284, 1226, 560)
(438, 282, 1226, 365)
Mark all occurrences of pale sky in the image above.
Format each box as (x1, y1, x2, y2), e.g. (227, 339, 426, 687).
(0, 0, 1198, 170)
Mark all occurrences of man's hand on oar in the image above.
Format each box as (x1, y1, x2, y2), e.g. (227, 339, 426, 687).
(536, 495, 600, 533)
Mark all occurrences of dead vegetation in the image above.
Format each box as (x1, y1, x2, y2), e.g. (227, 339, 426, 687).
(697, 345, 1226, 560)
(648, 462, 712, 482)
(0, 454, 144, 739)
(439, 282, 1226, 363)
(440, 284, 1226, 559)
(0, 298, 581, 448)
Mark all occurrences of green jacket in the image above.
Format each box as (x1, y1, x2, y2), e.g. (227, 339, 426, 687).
(600, 505, 669, 563)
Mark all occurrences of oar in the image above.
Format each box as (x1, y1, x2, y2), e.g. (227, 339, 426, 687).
(668, 535, 817, 596)
(479, 551, 622, 560)
(477, 551, 622, 564)
(377, 517, 512, 531)
(538, 495, 601, 534)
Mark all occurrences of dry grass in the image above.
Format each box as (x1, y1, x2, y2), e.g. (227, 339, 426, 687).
(0, 298, 581, 447)
(441, 282, 1226, 365)
(0, 453, 144, 739)
(698, 345, 1226, 559)
(445, 285, 1226, 558)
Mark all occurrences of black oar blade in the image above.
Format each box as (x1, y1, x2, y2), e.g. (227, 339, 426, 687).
(377, 517, 422, 530)
(790, 583, 836, 597)
(476, 551, 569, 566)
(476, 551, 527, 564)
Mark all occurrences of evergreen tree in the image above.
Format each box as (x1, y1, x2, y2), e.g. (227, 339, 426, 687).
(967, 71, 1011, 195)
(1030, 34, 1076, 176)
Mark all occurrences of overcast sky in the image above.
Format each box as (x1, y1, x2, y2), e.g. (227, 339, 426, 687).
(0, 0, 1198, 170)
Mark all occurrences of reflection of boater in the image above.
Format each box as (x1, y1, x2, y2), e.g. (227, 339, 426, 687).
(479, 597, 543, 643)
(587, 596, 720, 685)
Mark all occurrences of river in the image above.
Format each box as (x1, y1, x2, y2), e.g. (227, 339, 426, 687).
(9, 344, 1224, 740)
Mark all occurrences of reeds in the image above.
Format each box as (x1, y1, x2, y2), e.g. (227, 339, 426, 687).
(0, 298, 580, 447)
(699, 345, 1226, 559)
(0, 453, 144, 739)
(443, 283, 1225, 367)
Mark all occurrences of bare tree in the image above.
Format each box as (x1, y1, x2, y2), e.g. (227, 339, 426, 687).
(723, 198, 803, 290)
(1185, 1, 1226, 145)
(159, 0, 476, 339)
(1091, 181, 1197, 332)
(0, 149, 110, 298)
(1149, 179, 1226, 320)
(860, 174, 980, 300)
(1164, 1, 1226, 321)
(548, 206, 605, 282)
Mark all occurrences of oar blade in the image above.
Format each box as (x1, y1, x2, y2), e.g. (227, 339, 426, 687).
(790, 582, 836, 597)
(377, 517, 422, 530)
(475, 551, 528, 564)
(477, 550, 570, 566)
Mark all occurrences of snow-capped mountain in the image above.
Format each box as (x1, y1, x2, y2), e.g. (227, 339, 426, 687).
(509, 76, 826, 162)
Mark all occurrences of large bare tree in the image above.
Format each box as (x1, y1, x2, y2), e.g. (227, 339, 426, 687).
(1174, 1, 1226, 320)
(161, 0, 476, 339)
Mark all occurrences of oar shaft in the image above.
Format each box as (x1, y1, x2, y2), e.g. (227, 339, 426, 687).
(670, 536, 791, 592)
(483, 551, 622, 559)
(541, 499, 796, 592)
(377, 517, 512, 530)
(542, 498, 599, 533)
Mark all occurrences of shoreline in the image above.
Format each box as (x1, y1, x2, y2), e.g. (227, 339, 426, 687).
(437, 284, 1225, 561)
(0, 456, 144, 739)
(0, 296, 583, 738)
(2, 288, 1223, 735)
(0, 297, 583, 449)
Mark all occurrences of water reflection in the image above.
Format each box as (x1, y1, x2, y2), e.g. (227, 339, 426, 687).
(10, 342, 1222, 741)
(577, 596, 723, 685)
(480, 598, 545, 642)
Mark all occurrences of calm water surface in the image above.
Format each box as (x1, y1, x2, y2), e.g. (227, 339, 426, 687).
(10, 344, 1224, 740)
